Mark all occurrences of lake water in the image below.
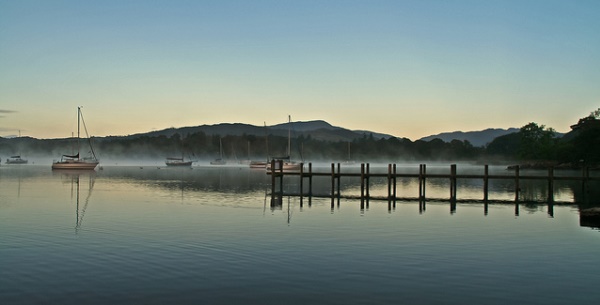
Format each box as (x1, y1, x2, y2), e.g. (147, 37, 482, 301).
(1, 163, 599, 304)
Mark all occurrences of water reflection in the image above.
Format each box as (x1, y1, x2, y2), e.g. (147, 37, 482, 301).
(1, 165, 598, 224)
(53, 170, 96, 232)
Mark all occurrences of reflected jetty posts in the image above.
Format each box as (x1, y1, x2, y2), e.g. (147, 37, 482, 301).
(267, 160, 598, 204)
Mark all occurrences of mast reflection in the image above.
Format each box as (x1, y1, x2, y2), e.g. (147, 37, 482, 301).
(55, 170, 96, 232)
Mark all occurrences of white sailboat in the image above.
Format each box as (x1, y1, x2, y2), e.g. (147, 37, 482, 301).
(165, 157, 193, 167)
(344, 141, 356, 164)
(249, 122, 269, 169)
(267, 115, 302, 172)
(210, 137, 226, 165)
(6, 155, 28, 164)
(52, 107, 99, 170)
(6, 130, 29, 164)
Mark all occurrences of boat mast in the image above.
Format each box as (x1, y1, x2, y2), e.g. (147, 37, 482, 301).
(77, 107, 81, 160)
(264, 122, 269, 161)
(287, 115, 291, 158)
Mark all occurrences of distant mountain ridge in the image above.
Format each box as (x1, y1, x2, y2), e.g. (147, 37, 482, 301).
(111, 120, 394, 143)
(419, 128, 520, 147)
(104, 122, 518, 146)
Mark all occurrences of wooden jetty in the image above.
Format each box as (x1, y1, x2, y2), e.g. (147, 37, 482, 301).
(268, 160, 598, 208)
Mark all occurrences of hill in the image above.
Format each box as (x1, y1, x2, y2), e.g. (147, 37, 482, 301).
(419, 128, 520, 147)
(112, 120, 393, 142)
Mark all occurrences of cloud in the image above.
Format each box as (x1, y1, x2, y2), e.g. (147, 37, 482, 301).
(0, 110, 17, 119)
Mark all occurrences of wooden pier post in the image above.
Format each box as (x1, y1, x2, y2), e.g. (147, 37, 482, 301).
(393, 164, 397, 205)
(450, 164, 457, 201)
(387, 164, 392, 201)
(366, 163, 370, 199)
(419, 164, 427, 199)
(337, 163, 341, 198)
(329, 163, 335, 210)
(360, 163, 365, 205)
(278, 160, 283, 194)
(418, 164, 423, 198)
(308, 163, 313, 197)
(483, 165, 489, 202)
(270, 159, 276, 195)
(330, 163, 335, 198)
(548, 166, 554, 203)
(300, 162, 304, 198)
(514, 165, 520, 202)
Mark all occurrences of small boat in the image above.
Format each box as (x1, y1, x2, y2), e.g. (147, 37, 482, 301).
(266, 157, 302, 172)
(266, 115, 303, 172)
(249, 123, 269, 169)
(344, 142, 356, 164)
(6, 155, 28, 164)
(210, 138, 227, 165)
(52, 107, 99, 170)
(165, 157, 193, 167)
(249, 160, 268, 169)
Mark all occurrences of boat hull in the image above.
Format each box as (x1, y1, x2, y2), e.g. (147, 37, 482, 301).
(6, 160, 28, 164)
(165, 161, 193, 167)
(249, 161, 267, 168)
(52, 161, 99, 170)
(6, 156, 28, 164)
(267, 161, 303, 172)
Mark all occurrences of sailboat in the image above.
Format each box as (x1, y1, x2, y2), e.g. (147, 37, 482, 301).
(249, 122, 269, 169)
(52, 107, 99, 170)
(210, 137, 226, 165)
(6, 130, 29, 164)
(165, 157, 193, 167)
(267, 115, 302, 172)
(165, 138, 195, 167)
(6, 155, 28, 164)
(344, 141, 356, 164)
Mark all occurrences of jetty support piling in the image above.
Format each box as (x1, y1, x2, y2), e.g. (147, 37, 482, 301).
(548, 167, 554, 203)
(270, 159, 276, 195)
(387, 164, 392, 201)
(300, 162, 304, 198)
(366, 163, 370, 199)
(514, 165, 520, 202)
(393, 164, 397, 205)
(267, 163, 597, 205)
(450, 164, 457, 201)
(337, 163, 341, 198)
(483, 165, 489, 202)
(418, 164, 427, 199)
(309, 163, 313, 197)
(330, 163, 335, 198)
(360, 163, 365, 204)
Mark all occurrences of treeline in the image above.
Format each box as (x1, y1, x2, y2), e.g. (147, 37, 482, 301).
(486, 108, 600, 166)
(2, 110, 598, 165)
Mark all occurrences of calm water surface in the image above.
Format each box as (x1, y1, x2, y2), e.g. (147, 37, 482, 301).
(1, 164, 599, 304)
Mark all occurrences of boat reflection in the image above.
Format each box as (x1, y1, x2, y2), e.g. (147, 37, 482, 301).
(55, 170, 96, 232)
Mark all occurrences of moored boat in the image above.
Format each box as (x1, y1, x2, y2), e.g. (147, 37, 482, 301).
(210, 137, 227, 165)
(165, 157, 193, 167)
(249, 160, 268, 168)
(266, 115, 303, 172)
(52, 107, 99, 170)
(6, 155, 28, 164)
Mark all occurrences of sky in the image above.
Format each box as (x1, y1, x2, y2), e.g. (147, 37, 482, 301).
(1, 0, 599, 140)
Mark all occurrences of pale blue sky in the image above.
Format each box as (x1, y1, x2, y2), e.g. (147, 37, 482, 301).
(1, 0, 598, 140)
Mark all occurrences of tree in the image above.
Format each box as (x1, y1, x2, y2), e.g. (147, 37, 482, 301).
(518, 122, 557, 160)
